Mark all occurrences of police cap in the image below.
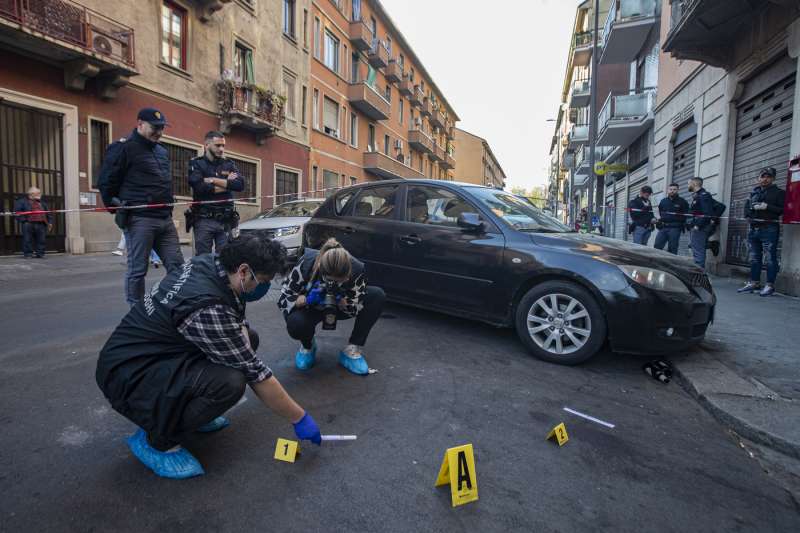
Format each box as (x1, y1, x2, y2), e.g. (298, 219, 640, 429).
(137, 107, 167, 127)
(759, 167, 777, 179)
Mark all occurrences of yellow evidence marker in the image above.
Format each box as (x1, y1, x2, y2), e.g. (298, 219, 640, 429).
(546, 422, 569, 446)
(274, 438, 300, 463)
(435, 444, 479, 507)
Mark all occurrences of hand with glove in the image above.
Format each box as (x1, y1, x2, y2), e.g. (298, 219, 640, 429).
(752, 202, 768, 211)
(293, 412, 321, 445)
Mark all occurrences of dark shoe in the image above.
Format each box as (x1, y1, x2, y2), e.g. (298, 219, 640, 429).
(34, 255, 44, 259)
(23, 254, 32, 259)
(737, 282, 761, 294)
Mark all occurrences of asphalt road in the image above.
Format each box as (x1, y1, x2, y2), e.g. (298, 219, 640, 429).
(1, 254, 798, 532)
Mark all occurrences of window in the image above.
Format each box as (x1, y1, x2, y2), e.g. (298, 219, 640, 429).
(399, 99, 404, 125)
(161, 141, 197, 198)
(275, 168, 299, 205)
(370, 16, 377, 37)
(386, 36, 392, 55)
(336, 191, 355, 214)
(323, 169, 339, 196)
(351, 0, 361, 21)
(342, 44, 348, 77)
(407, 187, 472, 227)
(341, 105, 347, 141)
(350, 176, 357, 185)
(312, 88, 319, 129)
(385, 85, 391, 102)
(349, 112, 358, 147)
(312, 165, 319, 195)
(283, 0, 295, 37)
(324, 30, 339, 72)
(283, 72, 296, 120)
(303, 9, 308, 47)
(410, 67, 414, 82)
(399, 54, 404, 69)
(301, 85, 307, 125)
(234, 42, 254, 83)
(90, 119, 110, 189)
(383, 134, 390, 155)
(351, 53, 359, 83)
(161, 1, 187, 70)
(323, 96, 339, 137)
(228, 156, 258, 203)
(313, 17, 321, 58)
(353, 186, 399, 218)
(368, 124, 376, 151)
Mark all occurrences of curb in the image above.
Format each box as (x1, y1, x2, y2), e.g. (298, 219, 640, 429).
(672, 350, 800, 461)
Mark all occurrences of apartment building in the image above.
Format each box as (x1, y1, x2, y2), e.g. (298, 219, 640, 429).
(452, 128, 506, 189)
(0, 0, 310, 255)
(307, 0, 458, 198)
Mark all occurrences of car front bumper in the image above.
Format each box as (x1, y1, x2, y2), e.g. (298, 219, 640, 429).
(603, 283, 715, 355)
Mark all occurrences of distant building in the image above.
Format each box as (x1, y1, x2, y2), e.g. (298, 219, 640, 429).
(452, 128, 506, 189)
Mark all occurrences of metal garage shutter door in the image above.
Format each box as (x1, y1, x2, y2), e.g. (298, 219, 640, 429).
(726, 75, 795, 266)
(614, 184, 626, 240)
(671, 136, 696, 257)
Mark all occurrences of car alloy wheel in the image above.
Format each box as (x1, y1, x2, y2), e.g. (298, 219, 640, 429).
(526, 293, 592, 356)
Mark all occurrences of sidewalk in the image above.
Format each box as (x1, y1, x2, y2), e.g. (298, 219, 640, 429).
(671, 275, 800, 459)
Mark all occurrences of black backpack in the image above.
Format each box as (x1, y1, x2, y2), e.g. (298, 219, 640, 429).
(710, 198, 726, 224)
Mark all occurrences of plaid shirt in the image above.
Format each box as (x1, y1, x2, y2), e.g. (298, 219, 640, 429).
(177, 270, 272, 383)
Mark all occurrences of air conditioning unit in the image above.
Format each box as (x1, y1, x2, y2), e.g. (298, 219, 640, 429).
(92, 34, 125, 59)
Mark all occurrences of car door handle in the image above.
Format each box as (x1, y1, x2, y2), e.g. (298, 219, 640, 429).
(400, 234, 422, 245)
(342, 226, 356, 234)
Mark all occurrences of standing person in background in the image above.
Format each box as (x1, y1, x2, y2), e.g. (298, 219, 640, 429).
(98, 108, 184, 305)
(13, 186, 53, 259)
(654, 183, 689, 255)
(628, 186, 655, 245)
(687, 177, 715, 268)
(737, 167, 786, 296)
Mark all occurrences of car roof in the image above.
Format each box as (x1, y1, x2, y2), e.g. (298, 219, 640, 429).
(275, 198, 325, 205)
(336, 179, 497, 192)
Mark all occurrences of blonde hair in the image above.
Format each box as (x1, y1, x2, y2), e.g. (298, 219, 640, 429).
(311, 238, 352, 281)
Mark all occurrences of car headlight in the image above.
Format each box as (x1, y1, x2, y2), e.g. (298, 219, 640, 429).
(618, 265, 689, 293)
(273, 225, 301, 238)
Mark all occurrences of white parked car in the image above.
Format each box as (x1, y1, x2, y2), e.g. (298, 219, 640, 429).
(238, 199, 324, 261)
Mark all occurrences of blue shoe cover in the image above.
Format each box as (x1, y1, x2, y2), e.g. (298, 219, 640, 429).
(295, 341, 317, 371)
(126, 429, 205, 479)
(196, 416, 230, 433)
(338, 351, 369, 375)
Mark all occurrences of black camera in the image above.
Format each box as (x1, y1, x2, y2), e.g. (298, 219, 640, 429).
(321, 280, 339, 331)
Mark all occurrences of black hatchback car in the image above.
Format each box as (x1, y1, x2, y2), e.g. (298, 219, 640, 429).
(303, 180, 715, 364)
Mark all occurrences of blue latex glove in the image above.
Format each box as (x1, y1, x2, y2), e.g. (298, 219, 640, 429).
(306, 286, 324, 306)
(293, 412, 321, 445)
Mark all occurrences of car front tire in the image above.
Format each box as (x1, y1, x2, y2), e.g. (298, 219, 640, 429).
(515, 280, 606, 365)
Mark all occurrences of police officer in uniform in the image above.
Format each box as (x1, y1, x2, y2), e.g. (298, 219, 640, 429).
(628, 185, 655, 245)
(687, 177, 715, 268)
(188, 131, 244, 255)
(653, 182, 689, 254)
(96, 235, 321, 479)
(98, 108, 184, 305)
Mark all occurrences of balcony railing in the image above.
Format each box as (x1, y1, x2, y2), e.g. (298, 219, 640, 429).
(575, 145, 615, 171)
(568, 124, 589, 149)
(217, 80, 285, 144)
(601, 0, 659, 65)
(348, 81, 390, 121)
(429, 141, 444, 162)
(368, 39, 389, 69)
(408, 128, 433, 154)
(420, 98, 431, 117)
(363, 151, 425, 180)
(597, 89, 656, 147)
(569, 78, 591, 108)
(430, 108, 445, 129)
(572, 29, 602, 67)
(410, 85, 423, 107)
(441, 151, 455, 170)
(398, 76, 413, 96)
(348, 18, 373, 51)
(0, 0, 136, 67)
(385, 59, 402, 83)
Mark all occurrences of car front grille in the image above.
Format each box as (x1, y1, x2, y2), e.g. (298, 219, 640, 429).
(240, 228, 276, 239)
(689, 272, 713, 293)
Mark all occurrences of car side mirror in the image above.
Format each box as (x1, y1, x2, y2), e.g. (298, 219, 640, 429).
(457, 212, 484, 232)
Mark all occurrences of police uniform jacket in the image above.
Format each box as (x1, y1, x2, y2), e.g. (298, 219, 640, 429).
(657, 195, 689, 227)
(97, 129, 174, 219)
(628, 196, 654, 227)
(188, 155, 244, 212)
(688, 188, 714, 229)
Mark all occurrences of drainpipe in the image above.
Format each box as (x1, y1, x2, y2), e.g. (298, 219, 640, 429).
(586, 0, 600, 232)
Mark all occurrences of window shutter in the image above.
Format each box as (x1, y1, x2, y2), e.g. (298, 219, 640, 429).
(323, 97, 338, 133)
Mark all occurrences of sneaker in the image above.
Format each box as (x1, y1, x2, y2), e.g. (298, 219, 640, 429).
(737, 282, 761, 293)
(126, 429, 204, 479)
(295, 340, 317, 371)
(111, 250, 124, 256)
(759, 285, 775, 297)
(338, 344, 369, 375)
(196, 416, 230, 433)
(151, 261, 161, 269)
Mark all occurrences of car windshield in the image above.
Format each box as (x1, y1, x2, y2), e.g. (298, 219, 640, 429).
(467, 188, 573, 233)
(258, 201, 321, 218)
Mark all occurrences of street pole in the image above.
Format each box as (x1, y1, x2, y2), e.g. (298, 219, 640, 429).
(586, 0, 600, 232)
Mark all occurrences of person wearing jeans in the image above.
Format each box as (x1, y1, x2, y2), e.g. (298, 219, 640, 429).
(628, 185, 654, 245)
(687, 177, 715, 268)
(278, 239, 386, 375)
(14, 187, 53, 258)
(737, 167, 786, 297)
(654, 182, 689, 255)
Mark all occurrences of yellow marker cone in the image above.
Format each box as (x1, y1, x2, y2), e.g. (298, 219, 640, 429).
(274, 438, 300, 463)
(435, 444, 479, 507)
(546, 422, 569, 446)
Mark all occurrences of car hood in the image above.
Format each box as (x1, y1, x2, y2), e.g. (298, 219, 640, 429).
(530, 232, 704, 279)
(238, 216, 310, 230)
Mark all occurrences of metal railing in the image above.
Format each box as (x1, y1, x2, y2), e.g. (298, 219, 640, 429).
(603, 0, 658, 49)
(598, 89, 656, 132)
(0, 0, 135, 67)
(575, 145, 615, 170)
(572, 78, 590, 95)
(218, 82, 286, 128)
(570, 124, 589, 142)
(669, 0, 699, 30)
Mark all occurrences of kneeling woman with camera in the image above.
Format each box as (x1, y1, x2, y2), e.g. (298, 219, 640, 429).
(278, 238, 385, 375)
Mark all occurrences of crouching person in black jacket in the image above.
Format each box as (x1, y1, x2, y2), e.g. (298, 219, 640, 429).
(279, 238, 385, 375)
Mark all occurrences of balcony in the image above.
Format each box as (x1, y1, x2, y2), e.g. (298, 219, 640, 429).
(600, 0, 660, 65)
(420, 98, 432, 117)
(368, 39, 389, 69)
(663, 0, 780, 70)
(0, 0, 137, 98)
(408, 128, 433, 154)
(192, 0, 234, 22)
(430, 108, 445, 129)
(398, 76, 413, 96)
(429, 142, 444, 162)
(409, 85, 423, 107)
(597, 89, 655, 148)
(385, 59, 402, 83)
(440, 151, 455, 170)
(363, 151, 425, 180)
(575, 145, 616, 173)
(567, 124, 589, 149)
(572, 30, 600, 68)
(568, 78, 591, 108)
(348, 19, 373, 51)
(561, 150, 575, 171)
(347, 81, 390, 121)
(217, 81, 285, 145)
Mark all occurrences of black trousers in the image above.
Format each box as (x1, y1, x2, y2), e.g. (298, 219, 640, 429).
(22, 222, 47, 256)
(285, 286, 385, 349)
(105, 329, 260, 451)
